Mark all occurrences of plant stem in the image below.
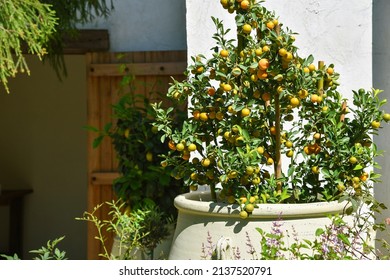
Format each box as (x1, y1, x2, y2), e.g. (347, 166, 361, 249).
(275, 24, 282, 193)
(274, 92, 282, 193)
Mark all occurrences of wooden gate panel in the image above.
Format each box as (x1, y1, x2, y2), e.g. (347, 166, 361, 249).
(86, 51, 187, 259)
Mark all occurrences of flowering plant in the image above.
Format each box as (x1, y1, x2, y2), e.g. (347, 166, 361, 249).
(153, 0, 389, 217)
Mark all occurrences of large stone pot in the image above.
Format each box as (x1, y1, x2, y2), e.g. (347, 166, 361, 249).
(168, 191, 352, 260)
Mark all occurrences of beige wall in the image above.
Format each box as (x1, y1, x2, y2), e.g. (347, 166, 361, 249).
(0, 55, 88, 259)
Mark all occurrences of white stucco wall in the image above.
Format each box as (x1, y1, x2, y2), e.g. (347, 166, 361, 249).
(186, 0, 372, 99)
(81, 0, 187, 52)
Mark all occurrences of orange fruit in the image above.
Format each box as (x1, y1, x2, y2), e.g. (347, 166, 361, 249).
(182, 153, 190, 161)
(285, 140, 293, 148)
(308, 64, 316, 72)
(270, 126, 277, 135)
(262, 45, 270, 52)
(222, 83, 232, 92)
(241, 108, 251, 117)
(266, 21, 275, 29)
(242, 24, 252, 34)
(188, 143, 197, 152)
(201, 158, 211, 167)
(371, 120, 381, 129)
(290, 97, 300, 108)
(278, 48, 287, 57)
(245, 203, 255, 213)
(326, 67, 334, 75)
(258, 58, 270, 70)
(192, 110, 200, 120)
(257, 146, 265, 154)
(240, 0, 250, 10)
(176, 143, 185, 151)
(208, 87, 216, 96)
(199, 112, 209, 122)
(310, 94, 319, 103)
(349, 156, 358, 164)
(257, 69, 268, 79)
(220, 49, 229, 58)
(168, 140, 176, 150)
(262, 92, 271, 101)
(239, 210, 248, 219)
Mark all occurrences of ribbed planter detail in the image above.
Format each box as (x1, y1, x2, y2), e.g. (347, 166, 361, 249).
(168, 191, 351, 260)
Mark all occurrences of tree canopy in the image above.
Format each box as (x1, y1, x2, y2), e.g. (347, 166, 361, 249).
(0, 0, 113, 93)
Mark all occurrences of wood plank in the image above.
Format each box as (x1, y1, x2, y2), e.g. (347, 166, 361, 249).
(90, 172, 119, 185)
(88, 62, 187, 77)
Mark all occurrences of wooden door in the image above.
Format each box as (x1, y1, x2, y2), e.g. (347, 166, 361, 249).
(86, 51, 187, 259)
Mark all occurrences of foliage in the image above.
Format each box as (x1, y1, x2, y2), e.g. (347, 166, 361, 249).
(202, 215, 390, 260)
(152, 0, 390, 216)
(0, 0, 113, 93)
(1, 236, 67, 260)
(0, 0, 56, 93)
(76, 200, 172, 260)
(91, 71, 186, 219)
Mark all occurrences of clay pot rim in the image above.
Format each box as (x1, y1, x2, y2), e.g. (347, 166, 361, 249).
(174, 191, 350, 219)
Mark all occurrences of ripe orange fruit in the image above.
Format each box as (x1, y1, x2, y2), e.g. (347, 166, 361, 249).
(192, 110, 200, 120)
(308, 64, 316, 72)
(168, 140, 176, 150)
(326, 67, 334, 75)
(241, 107, 251, 117)
(310, 94, 319, 103)
(262, 45, 270, 52)
(208, 87, 216, 96)
(270, 126, 277, 135)
(242, 24, 252, 34)
(267, 157, 274, 165)
(240, 0, 250, 10)
(182, 153, 190, 161)
(258, 58, 270, 70)
(257, 69, 268, 79)
(220, 49, 229, 58)
(266, 21, 275, 29)
(360, 172, 368, 182)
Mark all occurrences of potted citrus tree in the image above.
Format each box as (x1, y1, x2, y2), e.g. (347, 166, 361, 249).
(153, 0, 389, 259)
